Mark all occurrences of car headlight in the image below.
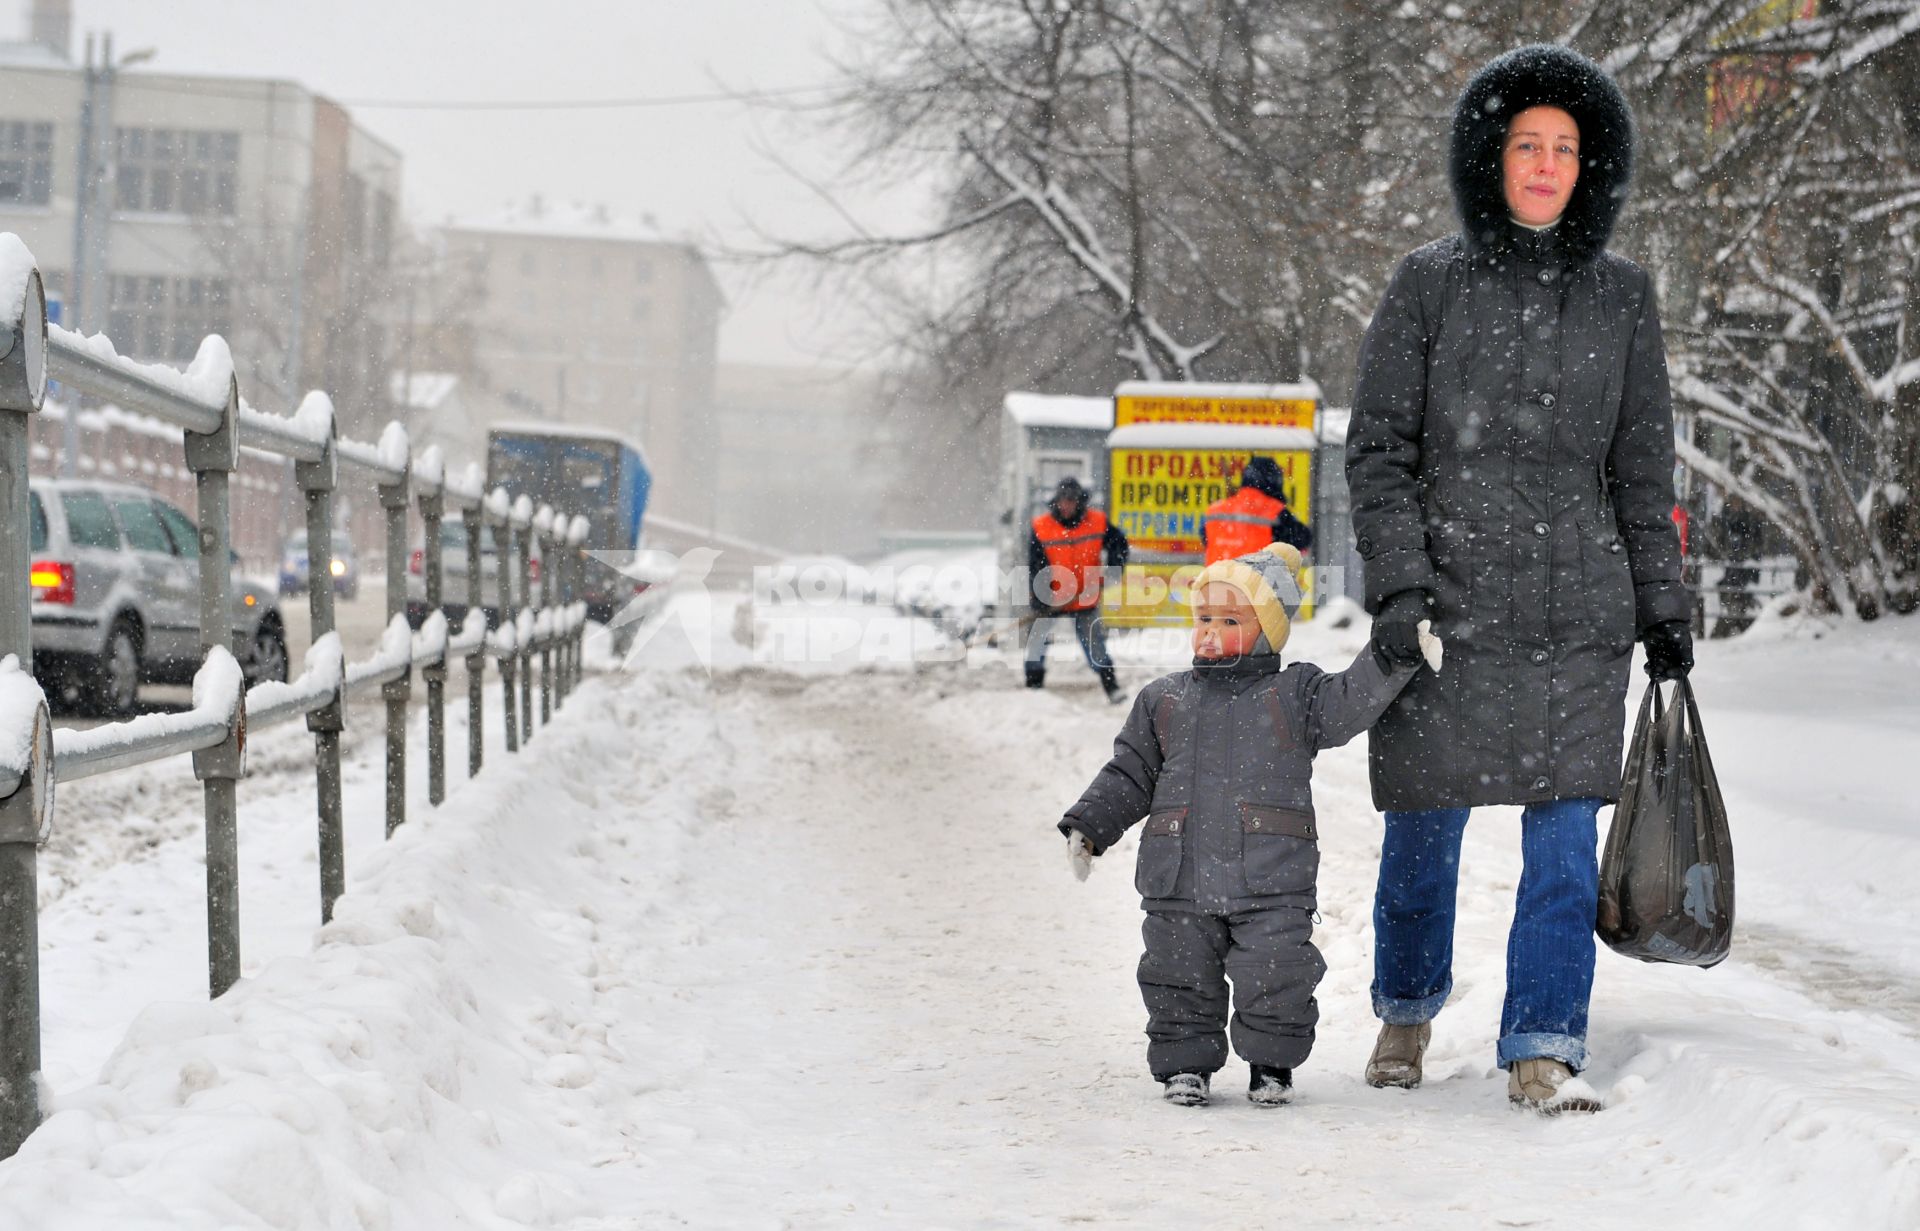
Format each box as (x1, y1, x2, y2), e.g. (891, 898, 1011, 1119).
(330, 558, 347, 577)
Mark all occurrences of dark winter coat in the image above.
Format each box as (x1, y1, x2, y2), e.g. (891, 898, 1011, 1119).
(1059, 649, 1417, 913)
(1345, 45, 1687, 811)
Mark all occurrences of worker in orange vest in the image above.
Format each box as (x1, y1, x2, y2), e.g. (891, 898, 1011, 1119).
(1201, 456, 1314, 566)
(1027, 476, 1130, 702)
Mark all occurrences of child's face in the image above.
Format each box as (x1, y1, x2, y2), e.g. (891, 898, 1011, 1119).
(1192, 581, 1264, 660)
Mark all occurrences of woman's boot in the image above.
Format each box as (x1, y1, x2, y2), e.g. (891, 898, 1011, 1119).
(1364, 1022, 1432, 1088)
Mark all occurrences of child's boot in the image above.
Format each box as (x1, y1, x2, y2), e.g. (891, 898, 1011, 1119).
(1247, 1065, 1293, 1107)
(1160, 1072, 1209, 1106)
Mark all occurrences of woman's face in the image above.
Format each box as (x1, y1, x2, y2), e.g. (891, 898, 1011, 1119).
(1502, 105, 1580, 227)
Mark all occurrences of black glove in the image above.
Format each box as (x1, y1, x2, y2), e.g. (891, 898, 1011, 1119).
(1371, 588, 1430, 673)
(1642, 619, 1694, 681)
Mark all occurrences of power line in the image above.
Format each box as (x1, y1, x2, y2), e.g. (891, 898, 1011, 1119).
(339, 84, 835, 112)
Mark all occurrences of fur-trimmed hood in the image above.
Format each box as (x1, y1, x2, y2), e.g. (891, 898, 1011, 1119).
(1450, 44, 1634, 265)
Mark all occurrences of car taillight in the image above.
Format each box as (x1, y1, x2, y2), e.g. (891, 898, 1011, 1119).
(30, 560, 75, 605)
(409, 550, 423, 575)
(528, 558, 542, 582)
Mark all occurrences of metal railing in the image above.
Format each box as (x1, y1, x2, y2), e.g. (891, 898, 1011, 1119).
(0, 235, 599, 1159)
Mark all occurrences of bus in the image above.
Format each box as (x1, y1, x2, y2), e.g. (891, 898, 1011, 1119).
(486, 422, 652, 623)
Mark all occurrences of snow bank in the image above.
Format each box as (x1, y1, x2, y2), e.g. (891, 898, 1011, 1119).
(1, 675, 710, 1227)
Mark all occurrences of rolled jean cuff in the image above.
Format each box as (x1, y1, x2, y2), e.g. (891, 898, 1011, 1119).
(1371, 980, 1450, 1026)
(1497, 1032, 1589, 1073)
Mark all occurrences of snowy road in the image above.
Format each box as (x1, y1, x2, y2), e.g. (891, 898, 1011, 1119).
(0, 598, 1916, 1227)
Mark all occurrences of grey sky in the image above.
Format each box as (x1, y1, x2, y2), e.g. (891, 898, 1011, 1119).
(35, 0, 918, 368)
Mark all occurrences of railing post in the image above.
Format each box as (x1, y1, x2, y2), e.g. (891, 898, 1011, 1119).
(419, 456, 446, 808)
(464, 475, 485, 778)
(292, 395, 345, 922)
(377, 427, 411, 837)
(554, 527, 571, 710)
(491, 495, 519, 754)
(537, 507, 554, 727)
(0, 248, 51, 1159)
(513, 497, 534, 744)
(569, 528, 584, 691)
(182, 343, 245, 998)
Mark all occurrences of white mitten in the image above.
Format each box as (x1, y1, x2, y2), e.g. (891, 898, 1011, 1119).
(1066, 829, 1095, 882)
(1416, 619, 1444, 673)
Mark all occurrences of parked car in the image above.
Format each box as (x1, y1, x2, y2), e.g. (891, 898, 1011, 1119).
(278, 528, 358, 599)
(29, 478, 291, 717)
(404, 514, 542, 630)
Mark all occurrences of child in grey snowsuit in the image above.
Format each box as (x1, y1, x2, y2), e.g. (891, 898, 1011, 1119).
(1059, 544, 1439, 1106)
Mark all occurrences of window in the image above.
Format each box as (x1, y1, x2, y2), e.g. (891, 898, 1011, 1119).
(0, 120, 53, 206)
(112, 498, 172, 554)
(114, 127, 238, 215)
(108, 274, 231, 363)
(60, 491, 121, 550)
(29, 493, 46, 552)
(155, 502, 200, 558)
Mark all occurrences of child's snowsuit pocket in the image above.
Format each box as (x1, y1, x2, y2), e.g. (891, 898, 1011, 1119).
(1134, 808, 1188, 898)
(1239, 804, 1318, 896)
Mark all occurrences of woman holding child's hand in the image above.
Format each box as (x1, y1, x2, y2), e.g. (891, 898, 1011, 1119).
(1346, 44, 1689, 1113)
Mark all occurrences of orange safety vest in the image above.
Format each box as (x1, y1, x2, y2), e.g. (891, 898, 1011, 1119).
(1032, 508, 1110, 612)
(1202, 487, 1285, 565)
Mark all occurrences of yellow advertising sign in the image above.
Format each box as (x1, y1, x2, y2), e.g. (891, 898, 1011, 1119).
(1115, 393, 1315, 429)
(1110, 449, 1312, 554)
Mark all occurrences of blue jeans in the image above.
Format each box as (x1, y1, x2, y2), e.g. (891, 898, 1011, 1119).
(1024, 608, 1113, 683)
(1370, 798, 1602, 1072)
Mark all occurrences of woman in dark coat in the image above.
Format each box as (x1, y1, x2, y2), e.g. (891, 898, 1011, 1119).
(1344, 44, 1694, 1111)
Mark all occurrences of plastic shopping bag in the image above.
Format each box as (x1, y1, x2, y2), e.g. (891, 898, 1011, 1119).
(1595, 677, 1734, 967)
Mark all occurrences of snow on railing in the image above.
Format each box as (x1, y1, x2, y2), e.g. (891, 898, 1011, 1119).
(0, 230, 609, 1160)
(246, 632, 344, 732)
(0, 656, 49, 809)
(52, 648, 243, 784)
(344, 615, 417, 696)
(451, 610, 490, 657)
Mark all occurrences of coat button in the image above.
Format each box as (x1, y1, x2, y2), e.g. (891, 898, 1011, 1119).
(1608, 540, 1623, 554)
(1533, 776, 1550, 791)
(1169, 820, 1181, 833)
(1533, 522, 1549, 537)
(1538, 269, 1556, 285)
(1531, 649, 1548, 664)
(1250, 819, 1261, 829)
(1539, 392, 1557, 408)
(1357, 535, 1374, 559)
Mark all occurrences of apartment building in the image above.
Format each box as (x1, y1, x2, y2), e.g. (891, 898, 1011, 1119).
(0, 2, 402, 437)
(442, 199, 722, 523)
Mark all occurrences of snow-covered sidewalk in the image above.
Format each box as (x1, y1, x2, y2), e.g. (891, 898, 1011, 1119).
(0, 600, 1916, 1227)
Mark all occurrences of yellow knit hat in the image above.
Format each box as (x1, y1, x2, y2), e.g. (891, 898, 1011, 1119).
(1192, 543, 1305, 653)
